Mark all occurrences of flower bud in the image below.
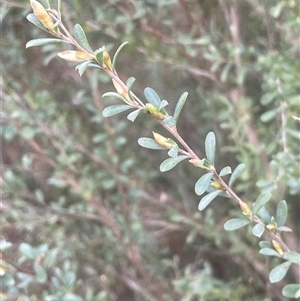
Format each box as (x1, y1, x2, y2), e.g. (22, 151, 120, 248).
(266, 223, 277, 231)
(57, 51, 95, 63)
(30, 0, 54, 32)
(211, 180, 226, 191)
(153, 132, 176, 149)
(112, 79, 131, 102)
(146, 103, 166, 120)
(239, 201, 251, 214)
(272, 239, 284, 256)
(102, 51, 112, 70)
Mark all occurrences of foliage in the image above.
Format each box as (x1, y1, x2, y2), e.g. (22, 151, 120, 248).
(1, 0, 299, 300)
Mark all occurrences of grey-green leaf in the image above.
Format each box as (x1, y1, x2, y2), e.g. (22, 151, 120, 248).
(174, 92, 188, 124)
(282, 284, 300, 298)
(283, 251, 300, 263)
(163, 116, 176, 126)
(73, 24, 93, 53)
(195, 173, 213, 196)
(126, 77, 136, 91)
(102, 105, 132, 117)
(252, 223, 265, 238)
(102, 92, 128, 102)
(205, 132, 216, 165)
(276, 200, 287, 227)
(26, 38, 68, 48)
(229, 163, 246, 186)
(144, 87, 161, 107)
(160, 155, 189, 172)
(198, 190, 222, 211)
(137, 138, 165, 150)
(159, 100, 169, 110)
(224, 218, 251, 231)
(19, 243, 36, 259)
(259, 248, 281, 257)
(127, 109, 142, 122)
(259, 241, 272, 249)
(219, 166, 232, 177)
(26, 13, 48, 32)
(168, 145, 179, 158)
(252, 192, 272, 215)
(112, 41, 128, 69)
(75, 61, 92, 76)
(257, 206, 271, 223)
(269, 262, 291, 283)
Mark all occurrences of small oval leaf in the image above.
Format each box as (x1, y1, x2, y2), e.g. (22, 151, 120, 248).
(257, 206, 271, 223)
(205, 132, 216, 165)
(195, 173, 213, 196)
(168, 145, 179, 158)
(112, 41, 128, 69)
(282, 284, 300, 298)
(252, 223, 265, 238)
(102, 105, 132, 117)
(259, 248, 281, 257)
(160, 155, 189, 172)
(224, 218, 251, 231)
(283, 251, 300, 263)
(198, 190, 222, 211)
(252, 192, 272, 215)
(137, 138, 165, 150)
(276, 200, 287, 227)
(73, 24, 93, 53)
(26, 38, 68, 48)
(174, 92, 188, 124)
(229, 163, 246, 186)
(127, 108, 142, 122)
(144, 87, 161, 107)
(219, 166, 232, 177)
(163, 116, 176, 126)
(26, 13, 48, 32)
(269, 262, 291, 283)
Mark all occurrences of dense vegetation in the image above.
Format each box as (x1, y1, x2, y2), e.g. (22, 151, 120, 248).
(2, 0, 299, 300)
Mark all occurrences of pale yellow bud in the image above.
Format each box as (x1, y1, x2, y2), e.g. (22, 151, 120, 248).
(146, 103, 166, 120)
(152, 132, 176, 149)
(112, 79, 131, 102)
(239, 201, 252, 214)
(57, 51, 95, 63)
(30, 0, 54, 31)
(102, 51, 112, 70)
(272, 239, 284, 256)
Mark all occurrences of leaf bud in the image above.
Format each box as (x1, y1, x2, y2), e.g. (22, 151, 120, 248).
(102, 51, 113, 70)
(211, 180, 226, 191)
(112, 79, 131, 102)
(30, 0, 55, 32)
(146, 103, 166, 120)
(57, 51, 95, 63)
(272, 239, 284, 256)
(239, 201, 252, 214)
(266, 223, 277, 231)
(152, 132, 176, 149)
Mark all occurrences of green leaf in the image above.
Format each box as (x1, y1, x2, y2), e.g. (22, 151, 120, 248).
(205, 132, 216, 165)
(220, 62, 233, 82)
(63, 293, 84, 301)
(259, 241, 272, 249)
(26, 38, 68, 48)
(219, 166, 232, 177)
(26, 13, 48, 32)
(259, 248, 281, 257)
(283, 251, 300, 263)
(102, 105, 132, 117)
(257, 206, 271, 223)
(112, 41, 128, 69)
(168, 145, 179, 158)
(260, 108, 277, 123)
(277, 226, 292, 232)
(224, 218, 251, 231)
(137, 138, 165, 150)
(163, 116, 176, 126)
(252, 192, 272, 215)
(19, 126, 35, 140)
(159, 100, 169, 110)
(195, 173, 213, 196)
(174, 92, 188, 124)
(198, 190, 222, 211)
(229, 163, 245, 186)
(282, 284, 300, 298)
(269, 261, 291, 283)
(144, 87, 161, 107)
(160, 155, 189, 172)
(34, 261, 47, 283)
(276, 200, 287, 227)
(102, 91, 128, 102)
(252, 223, 265, 238)
(73, 24, 93, 53)
(126, 77, 136, 91)
(75, 61, 93, 76)
(19, 243, 36, 259)
(127, 108, 142, 122)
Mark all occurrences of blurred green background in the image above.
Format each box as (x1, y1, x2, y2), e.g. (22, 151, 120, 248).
(1, 0, 299, 300)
